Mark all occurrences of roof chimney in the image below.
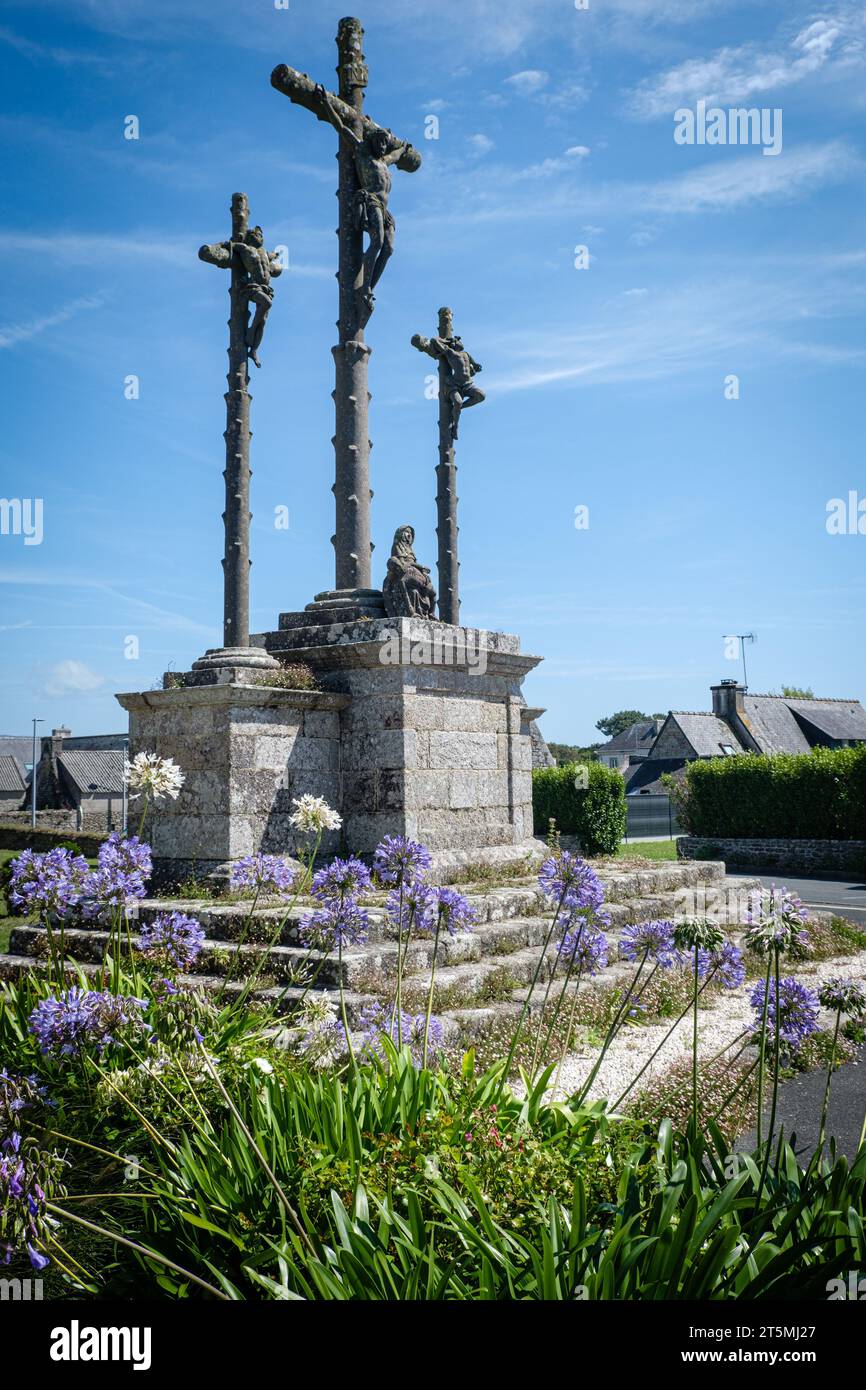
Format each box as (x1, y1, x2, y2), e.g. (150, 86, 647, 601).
(711, 679, 745, 721)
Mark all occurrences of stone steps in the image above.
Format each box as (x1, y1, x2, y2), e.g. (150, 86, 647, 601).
(0, 860, 752, 1040)
(0, 951, 380, 1027)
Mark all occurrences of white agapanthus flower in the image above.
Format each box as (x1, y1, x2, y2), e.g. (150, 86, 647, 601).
(288, 794, 342, 833)
(125, 751, 185, 802)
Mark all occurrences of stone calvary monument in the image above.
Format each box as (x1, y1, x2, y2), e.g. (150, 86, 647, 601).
(118, 17, 544, 886)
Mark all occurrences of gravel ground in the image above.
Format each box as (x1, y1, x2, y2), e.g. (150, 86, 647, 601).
(540, 950, 866, 1107)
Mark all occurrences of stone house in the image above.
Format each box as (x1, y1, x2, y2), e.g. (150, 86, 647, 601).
(597, 718, 664, 772)
(0, 755, 27, 808)
(632, 680, 866, 790)
(32, 727, 127, 828)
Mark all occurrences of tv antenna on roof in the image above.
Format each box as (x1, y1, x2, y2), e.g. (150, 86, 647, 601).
(724, 632, 757, 689)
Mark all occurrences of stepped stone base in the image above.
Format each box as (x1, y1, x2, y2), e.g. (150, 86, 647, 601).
(116, 616, 543, 886)
(0, 864, 750, 1040)
(116, 685, 348, 888)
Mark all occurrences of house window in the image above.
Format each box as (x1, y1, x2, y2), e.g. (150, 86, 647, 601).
(719, 744, 736, 756)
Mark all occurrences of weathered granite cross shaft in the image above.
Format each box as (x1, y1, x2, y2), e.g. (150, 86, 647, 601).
(194, 192, 282, 671)
(411, 308, 485, 625)
(271, 16, 421, 597)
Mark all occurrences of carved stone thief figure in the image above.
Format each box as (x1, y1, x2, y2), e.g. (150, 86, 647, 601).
(382, 525, 437, 618)
(234, 225, 283, 367)
(412, 331, 485, 439)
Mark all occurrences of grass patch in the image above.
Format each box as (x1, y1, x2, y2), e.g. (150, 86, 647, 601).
(615, 839, 678, 862)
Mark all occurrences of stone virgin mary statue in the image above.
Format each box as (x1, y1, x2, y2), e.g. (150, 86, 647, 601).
(382, 525, 437, 618)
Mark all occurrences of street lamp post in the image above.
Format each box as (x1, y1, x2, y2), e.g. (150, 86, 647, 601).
(30, 717, 43, 830)
(121, 738, 129, 835)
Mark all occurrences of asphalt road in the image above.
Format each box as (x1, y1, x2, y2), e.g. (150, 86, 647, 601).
(735, 874, 866, 1157)
(737, 1046, 865, 1160)
(752, 872, 866, 925)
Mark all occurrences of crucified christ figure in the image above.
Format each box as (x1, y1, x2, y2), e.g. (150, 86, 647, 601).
(323, 88, 407, 323)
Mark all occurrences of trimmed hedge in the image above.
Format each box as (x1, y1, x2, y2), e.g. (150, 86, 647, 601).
(0, 824, 108, 856)
(532, 762, 626, 856)
(676, 745, 866, 840)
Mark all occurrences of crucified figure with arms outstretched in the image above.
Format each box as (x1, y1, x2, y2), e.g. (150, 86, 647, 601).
(322, 87, 407, 323)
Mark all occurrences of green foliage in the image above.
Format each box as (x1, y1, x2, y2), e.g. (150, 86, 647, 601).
(253, 662, 319, 691)
(547, 741, 599, 765)
(532, 762, 626, 855)
(92, 1055, 866, 1300)
(677, 745, 866, 840)
(54, 840, 86, 857)
(6, 954, 866, 1302)
(595, 710, 649, 739)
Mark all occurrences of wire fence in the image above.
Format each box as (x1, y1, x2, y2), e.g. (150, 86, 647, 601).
(624, 793, 682, 841)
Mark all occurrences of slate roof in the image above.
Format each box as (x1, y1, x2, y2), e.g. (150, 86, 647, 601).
(741, 696, 812, 755)
(785, 699, 866, 743)
(625, 758, 686, 795)
(669, 713, 746, 758)
(0, 736, 34, 770)
(599, 719, 661, 755)
(57, 750, 124, 797)
(0, 755, 27, 794)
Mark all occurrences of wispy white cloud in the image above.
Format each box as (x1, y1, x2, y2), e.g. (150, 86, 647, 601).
(630, 9, 866, 118)
(484, 256, 866, 395)
(504, 69, 549, 96)
(0, 231, 329, 280)
(0, 24, 107, 66)
(0, 570, 213, 636)
(407, 139, 858, 235)
(468, 133, 495, 156)
(0, 295, 102, 350)
(43, 659, 105, 697)
(644, 140, 858, 214)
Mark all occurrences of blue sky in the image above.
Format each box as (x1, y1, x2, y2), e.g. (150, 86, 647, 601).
(1, 0, 864, 745)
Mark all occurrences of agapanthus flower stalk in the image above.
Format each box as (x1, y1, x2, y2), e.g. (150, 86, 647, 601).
(137, 911, 205, 972)
(288, 795, 342, 834)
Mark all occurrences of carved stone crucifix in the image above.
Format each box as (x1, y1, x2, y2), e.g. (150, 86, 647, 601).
(411, 307, 485, 626)
(271, 17, 421, 596)
(195, 193, 282, 668)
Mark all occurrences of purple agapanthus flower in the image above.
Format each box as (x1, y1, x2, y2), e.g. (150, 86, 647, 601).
(311, 857, 372, 903)
(29, 987, 149, 1058)
(87, 832, 152, 907)
(818, 976, 866, 1016)
(230, 854, 296, 897)
(373, 835, 432, 887)
(558, 925, 609, 976)
(137, 911, 205, 971)
(0, 1130, 62, 1273)
(432, 887, 476, 937)
(750, 976, 820, 1048)
(299, 899, 370, 950)
(385, 878, 437, 936)
(538, 853, 608, 919)
(357, 1002, 445, 1067)
(697, 940, 746, 991)
(620, 919, 681, 968)
(0, 1071, 50, 1136)
(9, 847, 91, 921)
(743, 885, 810, 955)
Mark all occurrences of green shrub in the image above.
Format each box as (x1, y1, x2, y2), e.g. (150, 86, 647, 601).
(677, 745, 866, 840)
(532, 762, 625, 855)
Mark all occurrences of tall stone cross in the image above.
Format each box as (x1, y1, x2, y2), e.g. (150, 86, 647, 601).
(411, 308, 485, 625)
(271, 17, 421, 597)
(194, 192, 283, 671)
